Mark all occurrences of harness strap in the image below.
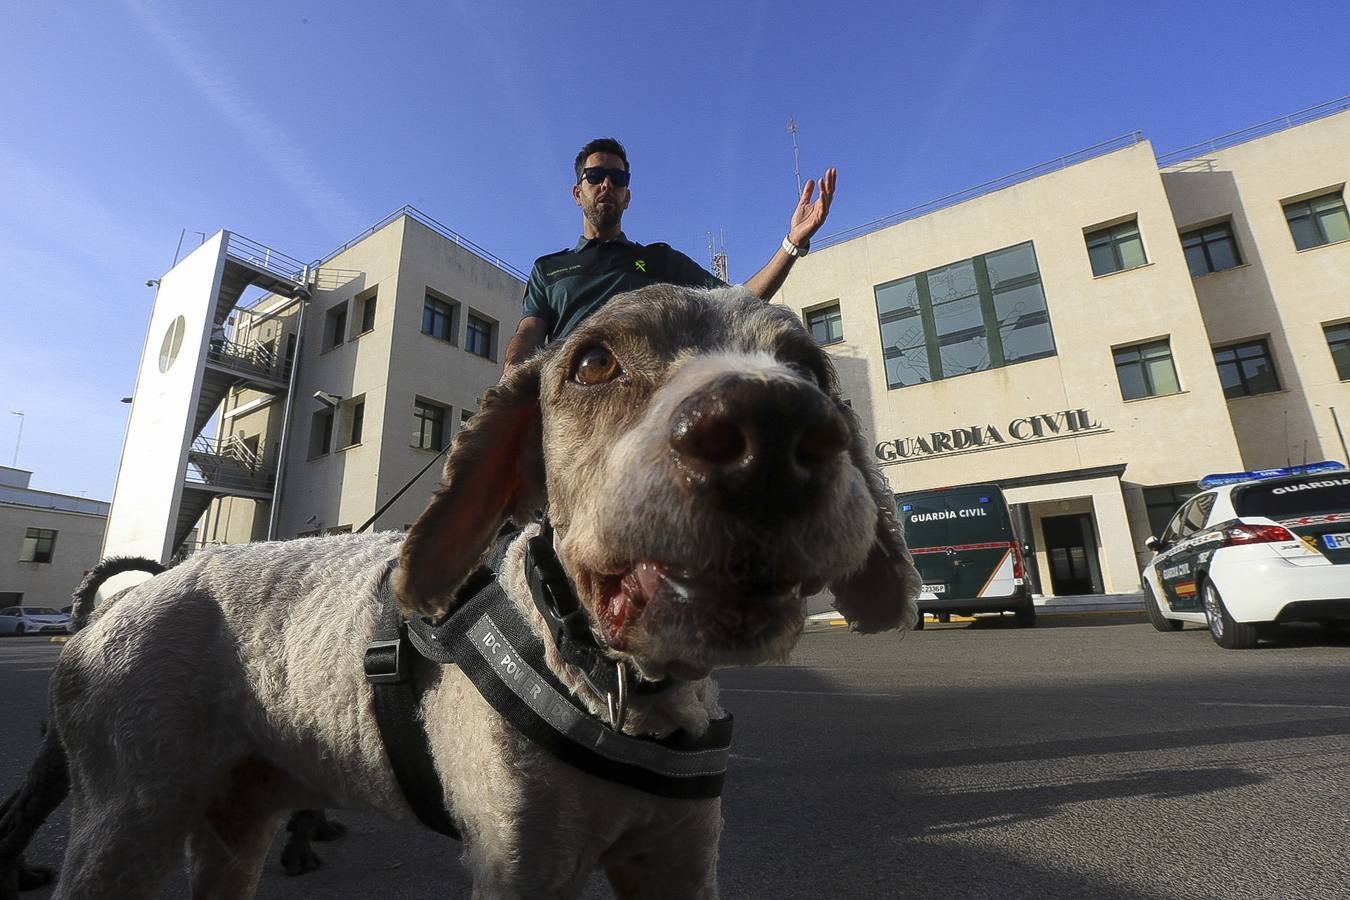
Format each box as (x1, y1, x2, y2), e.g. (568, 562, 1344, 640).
(364, 562, 460, 839)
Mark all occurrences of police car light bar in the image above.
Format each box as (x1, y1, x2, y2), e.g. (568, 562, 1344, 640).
(1197, 460, 1346, 489)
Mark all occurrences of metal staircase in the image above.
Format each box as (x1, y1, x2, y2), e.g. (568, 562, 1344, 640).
(172, 233, 309, 551)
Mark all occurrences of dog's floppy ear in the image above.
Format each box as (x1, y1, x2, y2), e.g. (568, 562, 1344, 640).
(395, 358, 546, 618)
(828, 405, 922, 633)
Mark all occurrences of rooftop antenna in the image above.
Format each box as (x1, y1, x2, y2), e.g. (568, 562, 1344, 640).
(707, 230, 728, 283)
(787, 115, 802, 195)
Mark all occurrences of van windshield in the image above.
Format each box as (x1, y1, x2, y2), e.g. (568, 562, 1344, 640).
(1234, 476, 1350, 519)
(898, 489, 1014, 549)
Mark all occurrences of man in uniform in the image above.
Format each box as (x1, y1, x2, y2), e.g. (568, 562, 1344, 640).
(502, 137, 836, 375)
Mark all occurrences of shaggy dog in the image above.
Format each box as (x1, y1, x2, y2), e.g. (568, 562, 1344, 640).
(0, 285, 918, 898)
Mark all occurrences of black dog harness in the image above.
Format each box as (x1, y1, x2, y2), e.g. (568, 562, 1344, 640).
(364, 526, 734, 838)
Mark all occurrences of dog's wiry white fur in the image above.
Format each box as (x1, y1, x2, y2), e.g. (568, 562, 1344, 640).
(21, 285, 918, 899)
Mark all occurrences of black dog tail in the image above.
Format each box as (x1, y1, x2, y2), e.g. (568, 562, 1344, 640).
(70, 556, 165, 633)
(0, 726, 69, 898)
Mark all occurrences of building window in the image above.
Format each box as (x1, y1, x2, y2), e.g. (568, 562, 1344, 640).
(1114, 339, 1180, 401)
(341, 398, 365, 448)
(1325, 322, 1350, 380)
(423, 292, 458, 343)
(806, 303, 843, 344)
(1085, 219, 1148, 276)
(413, 398, 448, 451)
(1213, 339, 1280, 398)
(1284, 191, 1350, 251)
(324, 303, 348, 350)
(309, 408, 334, 458)
(1181, 221, 1241, 276)
(873, 240, 1055, 390)
(1143, 485, 1200, 539)
(19, 528, 57, 563)
(466, 313, 495, 359)
(460, 408, 475, 428)
(358, 290, 378, 335)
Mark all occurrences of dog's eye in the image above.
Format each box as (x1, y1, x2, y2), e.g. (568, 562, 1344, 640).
(573, 347, 621, 385)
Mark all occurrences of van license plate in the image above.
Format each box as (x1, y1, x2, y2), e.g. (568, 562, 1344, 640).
(922, 584, 946, 594)
(1322, 532, 1350, 550)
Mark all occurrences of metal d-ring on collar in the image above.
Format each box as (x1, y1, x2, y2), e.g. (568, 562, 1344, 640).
(524, 516, 667, 730)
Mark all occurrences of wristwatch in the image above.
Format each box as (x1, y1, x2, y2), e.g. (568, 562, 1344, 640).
(781, 235, 810, 258)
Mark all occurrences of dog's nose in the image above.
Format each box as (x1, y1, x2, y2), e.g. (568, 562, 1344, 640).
(668, 374, 849, 512)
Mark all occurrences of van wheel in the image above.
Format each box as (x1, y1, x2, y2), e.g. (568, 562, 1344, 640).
(1203, 582, 1258, 649)
(1014, 603, 1036, 628)
(1145, 585, 1184, 632)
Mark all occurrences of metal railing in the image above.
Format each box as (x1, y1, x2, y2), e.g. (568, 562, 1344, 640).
(186, 434, 275, 492)
(224, 233, 309, 285)
(814, 132, 1146, 251)
(313, 204, 528, 282)
(1155, 95, 1350, 168)
(206, 337, 291, 384)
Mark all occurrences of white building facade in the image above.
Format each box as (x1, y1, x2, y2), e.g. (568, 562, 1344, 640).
(774, 102, 1350, 597)
(1, 466, 109, 610)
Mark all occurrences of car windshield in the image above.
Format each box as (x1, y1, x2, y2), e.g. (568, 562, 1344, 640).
(22, 607, 62, 615)
(1233, 475, 1350, 519)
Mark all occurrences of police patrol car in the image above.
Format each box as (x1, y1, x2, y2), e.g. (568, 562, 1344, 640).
(1141, 461, 1350, 649)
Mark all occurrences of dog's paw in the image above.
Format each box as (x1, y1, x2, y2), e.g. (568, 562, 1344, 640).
(279, 840, 322, 877)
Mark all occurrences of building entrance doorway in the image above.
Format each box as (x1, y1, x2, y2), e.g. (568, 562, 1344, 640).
(1041, 513, 1101, 595)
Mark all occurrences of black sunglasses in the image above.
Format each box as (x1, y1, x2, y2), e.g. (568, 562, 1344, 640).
(580, 166, 631, 187)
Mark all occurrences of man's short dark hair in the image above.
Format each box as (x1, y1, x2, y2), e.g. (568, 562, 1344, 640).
(575, 138, 629, 182)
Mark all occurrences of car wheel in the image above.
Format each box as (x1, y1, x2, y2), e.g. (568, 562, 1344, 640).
(913, 614, 925, 631)
(1202, 581, 1258, 650)
(14, 623, 25, 636)
(1144, 585, 1184, 632)
(1014, 602, 1036, 628)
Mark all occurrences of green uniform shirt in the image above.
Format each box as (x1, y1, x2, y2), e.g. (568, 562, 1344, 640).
(521, 233, 726, 342)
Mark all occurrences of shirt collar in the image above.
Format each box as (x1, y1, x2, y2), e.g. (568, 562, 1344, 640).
(574, 231, 633, 251)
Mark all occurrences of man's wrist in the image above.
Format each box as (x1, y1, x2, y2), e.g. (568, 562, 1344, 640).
(781, 235, 809, 258)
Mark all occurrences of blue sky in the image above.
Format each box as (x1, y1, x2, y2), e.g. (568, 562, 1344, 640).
(2, 0, 1347, 500)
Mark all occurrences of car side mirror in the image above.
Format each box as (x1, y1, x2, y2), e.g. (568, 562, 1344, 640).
(1144, 536, 1161, 551)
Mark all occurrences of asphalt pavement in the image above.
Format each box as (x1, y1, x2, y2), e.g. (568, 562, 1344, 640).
(3, 616, 1349, 899)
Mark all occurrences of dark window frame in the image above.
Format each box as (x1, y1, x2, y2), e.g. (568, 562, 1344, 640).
(324, 303, 348, 351)
(422, 292, 459, 344)
(413, 398, 448, 451)
(1180, 220, 1242, 276)
(357, 290, 378, 335)
(309, 408, 335, 458)
(1325, 321, 1350, 381)
(806, 303, 844, 345)
(1113, 339, 1181, 401)
(1085, 219, 1148, 276)
(466, 312, 495, 360)
(1284, 190, 1350, 251)
(1213, 338, 1280, 399)
(873, 240, 1056, 390)
(20, 528, 58, 564)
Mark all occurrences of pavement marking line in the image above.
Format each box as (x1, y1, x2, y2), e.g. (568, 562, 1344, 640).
(14, 667, 55, 673)
(1199, 701, 1350, 711)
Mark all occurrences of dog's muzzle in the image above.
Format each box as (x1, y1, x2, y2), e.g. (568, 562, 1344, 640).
(668, 374, 848, 515)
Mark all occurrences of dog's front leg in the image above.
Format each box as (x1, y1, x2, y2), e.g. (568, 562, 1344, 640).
(603, 808, 722, 900)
